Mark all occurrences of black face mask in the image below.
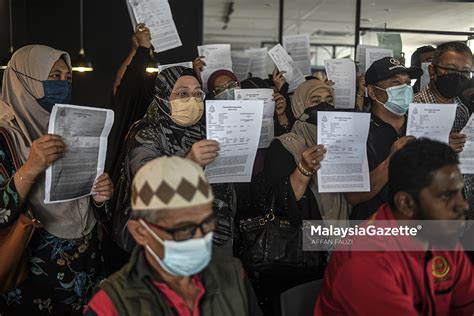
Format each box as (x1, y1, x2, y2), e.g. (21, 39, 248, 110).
(434, 73, 469, 99)
(303, 102, 334, 125)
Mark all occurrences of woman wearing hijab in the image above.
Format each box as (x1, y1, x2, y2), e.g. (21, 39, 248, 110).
(260, 79, 351, 314)
(206, 69, 240, 100)
(0, 45, 113, 314)
(122, 66, 236, 254)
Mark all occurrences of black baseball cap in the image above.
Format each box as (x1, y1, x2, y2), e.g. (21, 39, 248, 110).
(365, 57, 423, 86)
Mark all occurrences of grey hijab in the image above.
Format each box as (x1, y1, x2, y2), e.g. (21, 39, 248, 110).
(0, 45, 95, 239)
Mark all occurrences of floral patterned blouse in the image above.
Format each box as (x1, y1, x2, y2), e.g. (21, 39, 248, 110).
(0, 135, 109, 315)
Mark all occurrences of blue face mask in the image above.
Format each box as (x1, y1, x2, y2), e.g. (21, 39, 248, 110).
(139, 219, 213, 277)
(37, 80, 73, 113)
(375, 84, 414, 116)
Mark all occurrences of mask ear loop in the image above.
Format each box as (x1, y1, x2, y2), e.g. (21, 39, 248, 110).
(153, 95, 175, 121)
(139, 219, 165, 245)
(9, 66, 44, 101)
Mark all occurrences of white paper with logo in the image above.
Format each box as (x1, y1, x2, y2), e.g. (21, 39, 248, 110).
(406, 103, 457, 144)
(317, 111, 371, 193)
(235, 89, 275, 148)
(205, 100, 263, 183)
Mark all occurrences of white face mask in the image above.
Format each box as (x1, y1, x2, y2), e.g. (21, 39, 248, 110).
(139, 219, 213, 277)
(169, 98, 204, 126)
(214, 88, 236, 100)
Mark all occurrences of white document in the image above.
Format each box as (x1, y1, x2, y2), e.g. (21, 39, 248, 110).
(197, 44, 233, 91)
(459, 114, 474, 174)
(268, 44, 305, 92)
(244, 48, 268, 79)
(231, 51, 251, 81)
(45, 104, 114, 204)
(235, 89, 275, 148)
(420, 62, 431, 90)
(127, 0, 182, 53)
(205, 100, 263, 183)
(317, 112, 371, 193)
(406, 103, 457, 144)
(157, 61, 193, 72)
(324, 59, 356, 109)
(283, 34, 312, 75)
(365, 47, 393, 71)
(355, 44, 378, 74)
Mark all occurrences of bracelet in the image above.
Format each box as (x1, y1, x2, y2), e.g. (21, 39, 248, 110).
(16, 169, 35, 184)
(91, 198, 106, 208)
(297, 162, 315, 177)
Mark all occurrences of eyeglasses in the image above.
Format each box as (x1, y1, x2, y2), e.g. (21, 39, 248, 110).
(144, 214, 217, 241)
(170, 90, 206, 102)
(433, 64, 472, 79)
(213, 81, 239, 96)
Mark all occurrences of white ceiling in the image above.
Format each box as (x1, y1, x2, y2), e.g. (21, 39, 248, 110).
(204, 0, 474, 63)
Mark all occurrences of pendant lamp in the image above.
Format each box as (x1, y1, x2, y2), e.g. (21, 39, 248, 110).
(72, 0, 93, 72)
(0, 0, 14, 70)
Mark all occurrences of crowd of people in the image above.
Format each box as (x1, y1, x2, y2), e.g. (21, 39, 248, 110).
(0, 24, 473, 316)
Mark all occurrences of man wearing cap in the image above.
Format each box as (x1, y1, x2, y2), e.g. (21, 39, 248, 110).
(84, 156, 260, 316)
(345, 57, 422, 220)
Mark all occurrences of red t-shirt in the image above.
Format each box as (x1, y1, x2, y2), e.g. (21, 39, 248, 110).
(84, 274, 206, 316)
(314, 204, 474, 316)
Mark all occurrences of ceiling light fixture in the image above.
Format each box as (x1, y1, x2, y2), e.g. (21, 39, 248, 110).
(1, 0, 14, 70)
(72, 0, 93, 72)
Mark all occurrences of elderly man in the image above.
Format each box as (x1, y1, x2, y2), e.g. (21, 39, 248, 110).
(85, 156, 260, 316)
(414, 41, 474, 217)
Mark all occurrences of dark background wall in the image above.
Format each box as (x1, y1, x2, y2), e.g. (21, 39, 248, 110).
(0, 0, 203, 107)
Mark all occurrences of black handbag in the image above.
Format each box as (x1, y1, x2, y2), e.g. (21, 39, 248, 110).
(238, 195, 325, 274)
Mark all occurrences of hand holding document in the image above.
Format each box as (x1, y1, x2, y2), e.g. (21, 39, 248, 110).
(317, 112, 371, 193)
(283, 34, 312, 75)
(197, 44, 233, 91)
(127, 0, 182, 53)
(406, 103, 457, 144)
(205, 100, 263, 183)
(324, 59, 356, 109)
(268, 44, 305, 92)
(459, 114, 474, 174)
(235, 89, 275, 148)
(45, 104, 114, 203)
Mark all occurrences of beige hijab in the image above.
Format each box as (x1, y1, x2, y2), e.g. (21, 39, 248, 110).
(0, 45, 96, 239)
(277, 79, 351, 223)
